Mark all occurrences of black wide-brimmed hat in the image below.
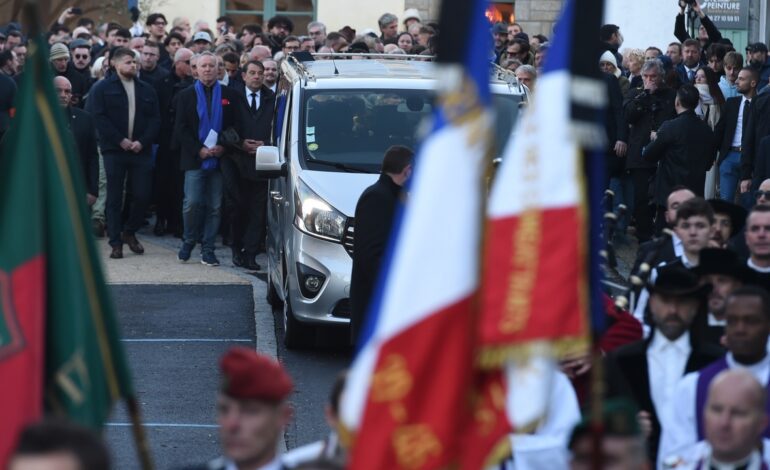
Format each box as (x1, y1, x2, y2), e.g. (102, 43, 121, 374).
(694, 248, 753, 282)
(708, 199, 748, 237)
(647, 264, 712, 298)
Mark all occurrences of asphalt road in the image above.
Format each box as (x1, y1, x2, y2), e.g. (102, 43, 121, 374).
(105, 271, 350, 468)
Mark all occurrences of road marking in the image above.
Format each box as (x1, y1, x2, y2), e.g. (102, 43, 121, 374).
(106, 422, 218, 428)
(120, 339, 252, 343)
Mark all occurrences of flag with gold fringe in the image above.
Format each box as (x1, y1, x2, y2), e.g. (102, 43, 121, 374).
(476, 0, 608, 433)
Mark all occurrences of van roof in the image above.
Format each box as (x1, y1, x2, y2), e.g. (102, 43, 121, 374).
(303, 59, 436, 80)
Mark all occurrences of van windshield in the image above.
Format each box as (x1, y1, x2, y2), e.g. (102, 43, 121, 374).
(301, 89, 522, 173)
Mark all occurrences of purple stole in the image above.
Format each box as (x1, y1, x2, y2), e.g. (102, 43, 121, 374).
(696, 357, 770, 440)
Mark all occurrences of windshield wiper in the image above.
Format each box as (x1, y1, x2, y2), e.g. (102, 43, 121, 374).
(307, 159, 375, 173)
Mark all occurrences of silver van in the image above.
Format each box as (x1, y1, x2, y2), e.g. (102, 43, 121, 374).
(256, 55, 527, 348)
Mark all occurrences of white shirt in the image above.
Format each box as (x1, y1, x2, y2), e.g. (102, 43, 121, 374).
(245, 86, 261, 111)
(749, 258, 770, 273)
(671, 233, 684, 257)
(658, 353, 770, 468)
(707, 313, 726, 327)
(648, 330, 691, 424)
(731, 95, 752, 148)
(225, 456, 282, 470)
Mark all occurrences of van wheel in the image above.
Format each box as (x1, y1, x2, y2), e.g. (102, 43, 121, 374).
(266, 271, 282, 309)
(283, 276, 312, 349)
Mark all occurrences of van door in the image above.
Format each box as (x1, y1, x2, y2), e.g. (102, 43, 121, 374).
(267, 89, 292, 290)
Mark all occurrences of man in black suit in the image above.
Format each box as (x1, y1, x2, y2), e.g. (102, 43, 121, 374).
(643, 84, 716, 224)
(740, 73, 770, 194)
(624, 59, 677, 242)
(675, 39, 703, 85)
(88, 47, 160, 259)
(606, 265, 723, 464)
(714, 67, 758, 201)
(54, 76, 98, 206)
(630, 187, 695, 283)
(350, 146, 414, 345)
(153, 47, 193, 237)
(174, 51, 247, 266)
(223, 60, 275, 270)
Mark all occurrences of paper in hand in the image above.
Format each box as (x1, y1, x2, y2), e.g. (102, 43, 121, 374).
(204, 130, 218, 149)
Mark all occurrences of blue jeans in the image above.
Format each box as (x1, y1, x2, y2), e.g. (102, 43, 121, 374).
(183, 169, 223, 255)
(609, 174, 634, 233)
(719, 151, 742, 201)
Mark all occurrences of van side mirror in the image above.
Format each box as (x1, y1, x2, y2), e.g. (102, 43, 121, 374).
(256, 146, 287, 178)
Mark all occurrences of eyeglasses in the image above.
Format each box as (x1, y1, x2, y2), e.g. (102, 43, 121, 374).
(74, 54, 89, 59)
(153, 22, 167, 26)
(756, 191, 770, 199)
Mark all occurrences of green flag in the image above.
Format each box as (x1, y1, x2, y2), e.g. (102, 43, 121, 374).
(0, 33, 134, 437)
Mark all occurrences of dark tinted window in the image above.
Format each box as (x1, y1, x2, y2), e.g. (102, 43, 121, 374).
(302, 89, 522, 173)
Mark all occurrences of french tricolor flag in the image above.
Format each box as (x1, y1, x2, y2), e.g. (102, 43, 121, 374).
(478, 0, 608, 433)
(339, 0, 493, 467)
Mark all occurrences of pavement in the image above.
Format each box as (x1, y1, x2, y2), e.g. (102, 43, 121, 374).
(101, 224, 637, 468)
(100, 228, 348, 469)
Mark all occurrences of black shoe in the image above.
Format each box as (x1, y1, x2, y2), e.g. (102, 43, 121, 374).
(92, 220, 105, 238)
(232, 249, 246, 267)
(153, 220, 166, 236)
(110, 245, 123, 259)
(122, 233, 145, 254)
(244, 258, 261, 271)
(243, 253, 261, 271)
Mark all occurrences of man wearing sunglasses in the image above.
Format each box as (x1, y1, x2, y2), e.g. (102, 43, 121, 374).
(69, 39, 93, 91)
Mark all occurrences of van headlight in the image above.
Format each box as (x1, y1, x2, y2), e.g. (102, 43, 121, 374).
(294, 179, 347, 242)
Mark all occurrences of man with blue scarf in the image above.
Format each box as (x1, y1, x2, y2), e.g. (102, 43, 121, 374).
(174, 51, 247, 266)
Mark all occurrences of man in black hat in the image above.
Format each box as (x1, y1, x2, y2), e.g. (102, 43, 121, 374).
(661, 286, 770, 461)
(694, 248, 750, 348)
(708, 199, 747, 248)
(491, 22, 508, 64)
(606, 265, 723, 464)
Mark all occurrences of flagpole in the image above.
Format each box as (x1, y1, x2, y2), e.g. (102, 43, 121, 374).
(127, 397, 155, 470)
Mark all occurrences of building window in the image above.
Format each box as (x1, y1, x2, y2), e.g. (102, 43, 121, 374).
(221, 0, 315, 32)
(486, 1, 515, 24)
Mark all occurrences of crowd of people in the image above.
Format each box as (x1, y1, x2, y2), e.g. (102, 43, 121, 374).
(4, 0, 770, 468)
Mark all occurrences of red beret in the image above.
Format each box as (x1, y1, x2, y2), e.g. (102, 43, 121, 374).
(219, 347, 293, 401)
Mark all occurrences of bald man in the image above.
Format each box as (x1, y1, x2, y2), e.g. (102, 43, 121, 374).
(662, 369, 770, 468)
(249, 45, 272, 62)
(54, 76, 98, 206)
(727, 178, 770, 259)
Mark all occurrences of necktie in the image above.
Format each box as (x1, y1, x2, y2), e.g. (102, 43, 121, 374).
(688, 69, 695, 82)
(250, 92, 258, 113)
(743, 99, 751, 133)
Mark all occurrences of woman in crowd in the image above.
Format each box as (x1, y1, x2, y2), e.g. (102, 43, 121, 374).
(694, 66, 725, 199)
(396, 32, 413, 54)
(622, 48, 645, 89)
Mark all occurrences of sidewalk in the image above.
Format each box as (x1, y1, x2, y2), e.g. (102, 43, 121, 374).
(98, 231, 253, 286)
